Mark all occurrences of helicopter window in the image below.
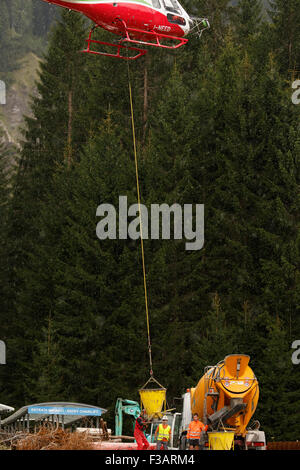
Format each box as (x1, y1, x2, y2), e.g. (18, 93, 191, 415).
(152, 0, 161, 8)
(162, 0, 181, 14)
(167, 13, 186, 25)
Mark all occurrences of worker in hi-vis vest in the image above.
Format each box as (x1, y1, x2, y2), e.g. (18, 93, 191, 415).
(154, 415, 172, 450)
(187, 413, 208, 450)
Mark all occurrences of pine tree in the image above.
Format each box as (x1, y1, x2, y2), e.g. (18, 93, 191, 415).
(29, 115, 148, 407)
(185, 37, 255, 320)
(192, 293, 239, 378)
(0, 10, 91, 407)
(32, 0, 57, 37)
(139, 65, 205, 396)
(0, 0, 37, 74)
(191, 35, 300, 324)
(0, 134, 12, 331)
(1, 1, 299, 434)
(254, 314, 295, 441)
(0, 135, 15, 403)
(234, 0, 263, 44)
(268, 0, 300, 73)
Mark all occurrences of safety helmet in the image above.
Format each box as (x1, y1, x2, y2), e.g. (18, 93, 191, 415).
(162, 415, 168, 421)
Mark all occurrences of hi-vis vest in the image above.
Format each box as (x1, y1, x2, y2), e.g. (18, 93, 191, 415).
(157, 424, 171, 441)
(187, 421, 207, 439)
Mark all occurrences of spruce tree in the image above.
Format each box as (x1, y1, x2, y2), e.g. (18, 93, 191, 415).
(1, 1, 299, 435)
(234, 0, 263, 44)
(0, 10, 90, 407)
(0, 135, 12, 336)
(254, 314, 294, 441)
(193, 293, 239, 377)
(29, 115, 149, 408)
(191, 35, 300, 324)
(268, 0, 300, 73)
(32, 0, 57, 37)
(181, 36, 300, 428)
(140, 65, 203, 396)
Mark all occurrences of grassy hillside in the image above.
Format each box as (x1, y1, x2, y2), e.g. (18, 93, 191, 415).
(0, 52, 40, 148)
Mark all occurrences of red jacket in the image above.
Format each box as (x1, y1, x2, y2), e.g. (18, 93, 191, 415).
(134, 416, 147, 433)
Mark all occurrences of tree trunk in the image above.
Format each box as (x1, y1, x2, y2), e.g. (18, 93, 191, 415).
(67, 89, 73, 167)
(142, 56, 149, 145)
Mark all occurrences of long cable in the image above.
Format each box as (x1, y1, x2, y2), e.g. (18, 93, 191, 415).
(127, 60, 153, 377)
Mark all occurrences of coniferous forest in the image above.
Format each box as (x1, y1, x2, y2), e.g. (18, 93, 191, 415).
(0, 0, 299, 443)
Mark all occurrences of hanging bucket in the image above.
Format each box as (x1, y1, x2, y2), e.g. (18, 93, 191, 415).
(139, 388, 166, 419)
(208, 431, 235, 450)
(139, 376, 166, 419)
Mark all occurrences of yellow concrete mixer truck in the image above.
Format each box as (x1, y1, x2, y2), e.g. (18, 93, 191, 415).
(176, 354, 266, 450)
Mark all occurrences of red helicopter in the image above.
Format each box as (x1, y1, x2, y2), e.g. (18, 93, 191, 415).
(41, 0, 210, 59)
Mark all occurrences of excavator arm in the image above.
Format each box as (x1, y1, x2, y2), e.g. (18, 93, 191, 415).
(115, 398, 141, 436)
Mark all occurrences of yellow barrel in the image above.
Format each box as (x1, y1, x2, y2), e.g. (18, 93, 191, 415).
(208, 431, 235, 450)
(139, 388, 166, 419)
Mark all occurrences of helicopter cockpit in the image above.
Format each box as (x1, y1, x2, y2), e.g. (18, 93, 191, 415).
(151, 0, 184, 14)
(161, 0, 182, 14)
(151, 0, 210, 36)
(151, 0, 189, 28)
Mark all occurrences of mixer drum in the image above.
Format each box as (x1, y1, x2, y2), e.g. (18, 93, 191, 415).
(191, 355, 259, 436)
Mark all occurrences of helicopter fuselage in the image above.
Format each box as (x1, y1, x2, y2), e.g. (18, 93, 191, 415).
(41, 0, 191, 38)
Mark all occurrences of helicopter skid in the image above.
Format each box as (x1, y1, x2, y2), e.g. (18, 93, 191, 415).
(117, 19, 188, 50)
(81, 24, 146, 59)
(82, 37, 147, 60)
(82, 20, 187, 59)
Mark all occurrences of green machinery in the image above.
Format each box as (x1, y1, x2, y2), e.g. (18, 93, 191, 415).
(115, 398, 140, 436)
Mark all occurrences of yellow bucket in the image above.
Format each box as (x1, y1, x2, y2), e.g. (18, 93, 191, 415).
(208, 432, 235, 450)
(139, 388, 166, 418)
